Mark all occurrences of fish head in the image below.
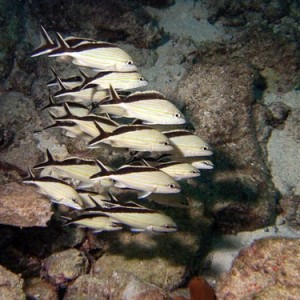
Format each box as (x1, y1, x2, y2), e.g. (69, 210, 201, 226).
(152, 139, 173, 152)
(171, 111, 186, 125)
(114, 59, 138, 72)
(191, 160, 214, 170)
(146, 213, 178, 233)
(163, 181, 181, 194)
(63, 197, 84, 210)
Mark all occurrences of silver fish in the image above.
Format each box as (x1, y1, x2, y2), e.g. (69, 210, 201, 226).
(23, 169, 83, 210)
(97, 85, 186, 125)
(48, 32, 138, 72)
(90, 160, 181, 197)
(53, 71, 109, 106)
(84, 198, 178, 233)
(42, 95, 90, 117)
(81, 70, 148, 91)
(88, 123, 173, 152)
(142, 159, 200, 180)
(51, 103, 119, 137)
(163, 129, 213, 157)
(63, 214, 123, 233)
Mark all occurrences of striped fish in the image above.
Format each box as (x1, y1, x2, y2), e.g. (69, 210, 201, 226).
(23, 169, 83, 210)
(47, 67, 84, 89)
(48, 32, 138, 72)
(42, 95, 90, 117)
(81, 70, 148, 91)
(179, 158, 214, 170)
(90, 160, 181, 197)
(96, 85, 186, 125)
(88, 123, 173, 152)
(163, 129, 213, 157)
(31, 26, 98, 57)
(52, 71, 109, 106)
(50, 103, 119, 137)
(63, 214, 123, 233)
(142, 159, 200, 180)
(83, 198, 178, 233)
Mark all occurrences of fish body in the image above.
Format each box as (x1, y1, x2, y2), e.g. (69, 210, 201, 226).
(51, 104, 119, 137)
(88, 124, 173, 152)
(83, 202, 178, 233)
(48, 32, 138, 72)
(97, 86, 186, 125)
(42, 96, 90, 117)
(82, 71, 148, 91)
(64, 214, 123, 233)
(154, 161, 200, 180)
(90, 161, 180, 196)
(23, 171, 83, 210)
(163, 130, 213, 157)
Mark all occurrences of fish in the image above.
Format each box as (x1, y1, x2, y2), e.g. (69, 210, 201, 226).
(96, 85, 186, 125)
(63, 214, 123, 233)
(76, 189, 110, 208)
(41, 95, 90, 117)
(43, 119, 91, 140)
(90, 160, 181, 197)
(180, 158, 214, 170)
(47, 67, 84, 89)
(48, 32, 138, 72)
(50, 103, 119, 137)
(23, 169, 83, 210)
(142, 159, 200, 180)
(31, 25, 58, 57)
(88, 123, 173, 152)
(83, 197, 178, 233)
(163, 130, 213, 157)
(81, 70, 148, 91)
(33, 150, 113, 188)
(52, 71, 109, 106)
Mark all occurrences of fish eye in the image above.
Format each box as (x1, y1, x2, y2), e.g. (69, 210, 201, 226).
(139, 77, 145, 81)
(203, 146, 209, 150)
(161, 141, 169, 146)
(174, 112, 181, 118)
(127, 60, 133, 65)
(168, 184, 177, 189)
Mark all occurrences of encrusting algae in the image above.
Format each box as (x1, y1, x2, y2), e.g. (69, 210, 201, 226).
(24, 26, 214, 233)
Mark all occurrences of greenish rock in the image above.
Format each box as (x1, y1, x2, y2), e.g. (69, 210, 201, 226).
(0, 264, 25, 300)
(0, 0, 22, 79)
(41, 249, 89, 286)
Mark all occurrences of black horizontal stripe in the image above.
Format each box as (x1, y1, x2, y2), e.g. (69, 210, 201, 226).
(114, 165, 158, 175)
(163, 130, 193, 139)
(112, 125, 152, 136)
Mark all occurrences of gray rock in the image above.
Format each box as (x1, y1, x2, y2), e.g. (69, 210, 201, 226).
(24, 277, 58, 300)
(0, 182, 53, 227)
(64, 272, 170, 300)
(0, 264, 25, 300)
(41, 249, 89, 286)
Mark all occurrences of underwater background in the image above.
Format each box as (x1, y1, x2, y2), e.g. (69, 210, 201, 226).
(0, 0, 300, 299)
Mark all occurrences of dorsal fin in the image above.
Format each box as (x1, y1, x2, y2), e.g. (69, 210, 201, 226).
(79, 69, 89, 81)
(87, 122, 110, 147)
(141, 159, 152, 167)
(41, 94, 56, 111)
(45, 149, 54, 163)
(89, 160, 110, 179)
(109, 84, 121, 102)
(31, 25, 56, 57)
(107, 192, 119, 203)
(53, 70, 68, 93)
(23, 168, 35, 180)
(55, 32, 70, 49)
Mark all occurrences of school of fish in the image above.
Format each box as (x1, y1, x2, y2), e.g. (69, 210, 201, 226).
(24, 26, 214, 233)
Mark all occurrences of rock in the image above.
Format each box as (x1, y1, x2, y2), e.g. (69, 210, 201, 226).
(41, 249, 89, 286)
(175, 46, 276, 232)
(280, 194, 300, 230)
(0, 264, 26, 300)
(0, 182, 53, 227)
(24, 277, 58, 300)
(216, 237, 300, 299)
(64, 271, 170, 300)
(93, 222, 211, 291)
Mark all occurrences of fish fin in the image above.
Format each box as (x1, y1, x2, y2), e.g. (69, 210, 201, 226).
(41, 94, 56, 111)
(107, 192, 119, 203)
(87, 122, 109, 147)
(141, 159, 152, 167)
(78, 69, 89, 81)
(137, 191, 152, 199)
(113, 182, 128, 189)
(130, 228, 145, 232)
(23, 168, 36, 181)
(109, 84, 121, 102)
(90, 160, 110, 179)
(31, 25, 56, 57)
(48, 32, 70, 56)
